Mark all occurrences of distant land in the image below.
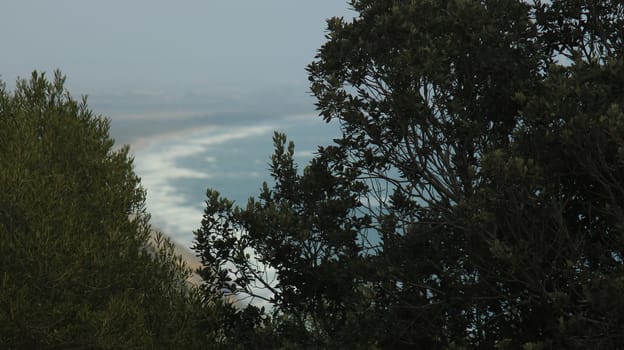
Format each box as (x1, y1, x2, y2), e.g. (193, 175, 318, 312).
(93, 84, 317, 147)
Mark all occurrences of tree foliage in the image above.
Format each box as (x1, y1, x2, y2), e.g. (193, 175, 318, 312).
(0, 71, 217, 349)
(195, 0, 624, 349)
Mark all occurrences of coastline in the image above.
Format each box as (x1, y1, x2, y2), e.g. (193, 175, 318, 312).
(149, 227, 203, 286)
(121, 126, 210, 285)
(125, 124, 218, 155)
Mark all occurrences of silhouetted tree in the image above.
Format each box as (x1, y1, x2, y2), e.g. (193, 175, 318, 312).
(195, 1, 624, 348)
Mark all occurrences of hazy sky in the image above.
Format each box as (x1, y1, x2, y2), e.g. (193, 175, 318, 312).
(1, 1, 353, 96)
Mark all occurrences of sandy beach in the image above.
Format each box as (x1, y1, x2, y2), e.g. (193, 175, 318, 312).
(171, 236, 203, 286)
(125, 124, 218, 155)
(123, 126, 210, 286)
(148, 227, 203, 286)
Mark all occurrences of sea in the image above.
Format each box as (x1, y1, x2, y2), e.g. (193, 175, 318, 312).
(105, 102, 341, 251)
(96, 92, 348, 307)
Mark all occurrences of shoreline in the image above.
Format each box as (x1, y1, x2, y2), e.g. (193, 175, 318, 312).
(171, 236, 204, 286)
(149, 228, 203, 286)
(125, 124, 218, 155)
(122, 127, 211, 285)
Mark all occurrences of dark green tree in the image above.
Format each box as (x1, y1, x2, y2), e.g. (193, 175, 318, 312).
(195, 132, 376, 349)
(0, 71, 219, 349)
(195, 1, 624, 348)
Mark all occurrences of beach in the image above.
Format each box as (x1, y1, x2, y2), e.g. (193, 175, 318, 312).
(114, 112, 340, 293)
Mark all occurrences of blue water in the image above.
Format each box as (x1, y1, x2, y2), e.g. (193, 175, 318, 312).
(132, 114, 340, 249)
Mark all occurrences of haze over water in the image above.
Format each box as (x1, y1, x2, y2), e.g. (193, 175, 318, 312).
(2, 1, 354, 248)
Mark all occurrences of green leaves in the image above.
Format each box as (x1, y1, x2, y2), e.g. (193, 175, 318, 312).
(0, 72, 216, 349)
(194, 132, 377, 348)
(193, 0, 624, 348)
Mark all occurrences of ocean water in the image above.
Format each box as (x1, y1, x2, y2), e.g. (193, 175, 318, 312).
(131, 114, 341, 249)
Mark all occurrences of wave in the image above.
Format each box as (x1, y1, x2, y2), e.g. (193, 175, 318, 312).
(131, 114, 339, 249)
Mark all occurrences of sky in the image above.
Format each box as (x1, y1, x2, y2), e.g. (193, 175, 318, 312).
(1, 1, 355, 306)
(1, 1, 354, 97)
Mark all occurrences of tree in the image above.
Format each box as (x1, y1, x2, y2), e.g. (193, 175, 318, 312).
(195, 133, 376, 349)
(195, 1, 624, 348)
(0, 71, 218, 349)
